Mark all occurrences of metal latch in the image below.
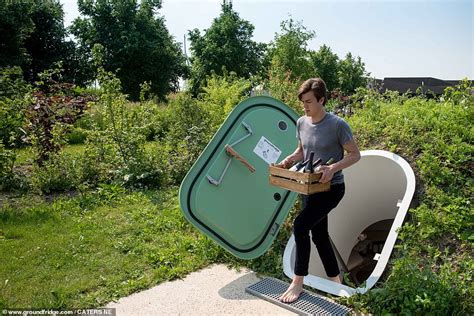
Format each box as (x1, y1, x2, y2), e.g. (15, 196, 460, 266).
(270, 223, 280, 236)
(207, 121, 255, 186)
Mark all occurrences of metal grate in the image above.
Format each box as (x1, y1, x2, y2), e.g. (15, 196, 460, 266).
(245, 277, 352, 316)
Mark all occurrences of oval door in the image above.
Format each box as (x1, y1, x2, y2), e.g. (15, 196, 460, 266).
(179, 96, 300, 259)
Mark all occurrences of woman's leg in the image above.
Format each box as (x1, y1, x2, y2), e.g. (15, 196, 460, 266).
(294, 183, 345, 277)
(311, 183, 345, 280)
(279, 183, 345, 303)
(311, 215, 340, 278)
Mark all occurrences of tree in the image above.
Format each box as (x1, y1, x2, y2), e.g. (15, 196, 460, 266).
(338, 52, 369, 95)
(0, 0, 74, 83)
(23, 0, 75, 82)
(310, 44, 340, 92)
(267, 17, 315, 81)
(0, 1, 34, 70)
(188, 0, 265, 95)
(71, 0, 188, 100)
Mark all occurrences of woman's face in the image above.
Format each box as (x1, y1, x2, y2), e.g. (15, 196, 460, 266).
(301, 91, 324, 116)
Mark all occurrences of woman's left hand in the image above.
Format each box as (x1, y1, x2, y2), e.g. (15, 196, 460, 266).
(318, 165, 336, 183)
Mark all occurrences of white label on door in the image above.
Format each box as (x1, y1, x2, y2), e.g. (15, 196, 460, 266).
(253, 136, 282, 165)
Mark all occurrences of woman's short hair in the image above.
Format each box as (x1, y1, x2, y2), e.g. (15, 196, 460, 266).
(298, 78, 327, 106)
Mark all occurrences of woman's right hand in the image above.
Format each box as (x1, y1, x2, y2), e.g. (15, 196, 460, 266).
(275, 158, 292, 169)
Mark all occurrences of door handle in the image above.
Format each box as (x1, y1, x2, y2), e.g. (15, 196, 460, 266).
(225, 145, 256, 173)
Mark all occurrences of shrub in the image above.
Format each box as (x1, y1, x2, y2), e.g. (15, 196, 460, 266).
(162, 92, 207, 185)
(342, 90, 473, 314)
(196, 72, 252, 132)
(163, 74, 251, 185)
(0, 140, 29, 192)
(0, 66, 31, 147)
(24, 67, 95, 165)
(266, 62, 302, 114)
(441, 78, 473, 106)
(32, 152, 82, 194)
(362, 257, 466, 315)
(66, 127, 88, 144)
(164, 125, 208, 185)
(84, 67, 165, 189)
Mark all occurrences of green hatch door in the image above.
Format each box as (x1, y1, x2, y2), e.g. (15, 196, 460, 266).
(179, 96, 300, 259)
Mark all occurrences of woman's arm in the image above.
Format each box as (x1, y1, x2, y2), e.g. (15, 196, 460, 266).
(318, 139, 361, 183)
(275, 141, 304, 169)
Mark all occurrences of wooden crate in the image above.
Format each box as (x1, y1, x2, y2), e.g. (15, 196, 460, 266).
(268, 165, 331, 195)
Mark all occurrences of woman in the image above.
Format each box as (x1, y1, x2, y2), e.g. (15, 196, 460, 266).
(276, 78, 360, 303)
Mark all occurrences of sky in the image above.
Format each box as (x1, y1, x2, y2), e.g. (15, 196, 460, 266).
(60, 0, 473, 80)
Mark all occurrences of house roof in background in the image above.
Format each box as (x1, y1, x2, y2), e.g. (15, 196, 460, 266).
(370, 77, 473, 95)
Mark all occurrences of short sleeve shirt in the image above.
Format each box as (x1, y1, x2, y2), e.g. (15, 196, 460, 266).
(296, 113, 353, 184)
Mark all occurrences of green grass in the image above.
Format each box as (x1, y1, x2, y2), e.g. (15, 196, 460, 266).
(339, 96, 473, 314)
(15, 142, 159, 166)
(14, 144, 86, 166)
(0, 185, 226, 308)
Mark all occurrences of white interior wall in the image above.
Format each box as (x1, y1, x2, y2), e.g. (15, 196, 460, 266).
(282, 150, 416, 297)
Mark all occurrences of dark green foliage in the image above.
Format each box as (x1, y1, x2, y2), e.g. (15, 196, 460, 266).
(361, 257, 465, 315)
(0, 140, 29, 192)
(338, 52, 369, 95)
(71, 0, 188, 101)
(0, 0, 77, 84)
(267, 18, 315, 81)
(23, 1, 73, 82)
(266, 18, 368, 96)
(188, 0, 265, 95)
(340, 82, 473, 314)
(83, 67, 165, 189)
(0, 66, 31, 147)
(0, 0, 34, 69)
(66, 127, 88, 144)
(310, 44, 340, 92)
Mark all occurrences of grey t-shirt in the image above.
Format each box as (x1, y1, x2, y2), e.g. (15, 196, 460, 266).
(296, 112, 353, 185)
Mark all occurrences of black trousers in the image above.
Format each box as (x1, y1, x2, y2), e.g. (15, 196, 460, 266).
(293, 183, 345, 277)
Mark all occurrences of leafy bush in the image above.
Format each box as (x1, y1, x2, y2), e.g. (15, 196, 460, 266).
(84, 67, 165, 189)
(24, 67, 94, 165)
(164, 125, 208, 185)
(162, 73, 251, 185)
(359, 257, 466, 315)
(161, 92, 207, 185)
(31, 152, 82, 193)
(0, 66, 31, 147)
(341, 88, 473, 314)
(0, 141, 16, 187)
(130, 100, 168, 141)
(266, 62, 302, 114)
(66, 127, 88, 144)
(441, 78, 473, 106)
(196, 72, 252, 132)
(0, 140, 29, 192)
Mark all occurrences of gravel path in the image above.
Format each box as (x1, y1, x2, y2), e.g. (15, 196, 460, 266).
(106, 264, 295, 315)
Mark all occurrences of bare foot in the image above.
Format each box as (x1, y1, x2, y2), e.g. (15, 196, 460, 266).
(328, 274, 342, 283)
(279, 276, 304, 303)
